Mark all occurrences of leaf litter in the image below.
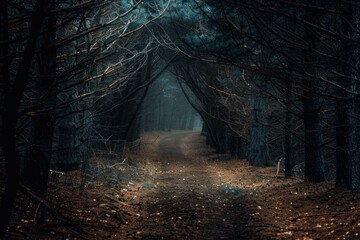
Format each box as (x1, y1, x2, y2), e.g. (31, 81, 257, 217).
(5, 132, 360, 239)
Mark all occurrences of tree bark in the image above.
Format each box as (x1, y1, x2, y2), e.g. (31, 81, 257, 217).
(284, 79, 293, 177)
(302, 3, 326, 182)
(248, 85, 268, 166)
(0, 0, 48, 236)
(23, 12, 57, 193)
(335, 5, 360, 189)
(302, 80, 325, 182)
(0, 0, 10, 136)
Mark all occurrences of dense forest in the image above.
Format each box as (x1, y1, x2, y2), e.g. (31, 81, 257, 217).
(1, 0, 360, 239)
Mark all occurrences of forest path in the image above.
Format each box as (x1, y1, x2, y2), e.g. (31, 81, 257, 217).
(9, 132, 359, 239)
(123, 131, 263, 239)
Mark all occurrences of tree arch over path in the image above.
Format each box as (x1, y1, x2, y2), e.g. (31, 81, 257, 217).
(1, 0, 360, 237)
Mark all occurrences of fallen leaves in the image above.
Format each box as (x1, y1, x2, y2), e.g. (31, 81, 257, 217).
(7, 132, 360, 239)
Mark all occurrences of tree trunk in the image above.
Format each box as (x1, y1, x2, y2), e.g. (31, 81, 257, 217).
(302, 3, 325, 182)
(0, 0, 10, 141)
(284, 79, 293, 177)
(23, 13, 57, 193)
(335, 5, 360, 189)
(57, 89, 78, 171)
(236, 136, 247, 159)
(57, 115, 77, 171)
(247, 85, 268, 166)
(229, 135, 239, 157)
(0, 0, 48, 236)
(187, 110, 195, 130)
(302, 82, 325, 182)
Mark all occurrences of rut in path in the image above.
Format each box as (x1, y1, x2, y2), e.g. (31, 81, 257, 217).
(126, 131, 266, 240)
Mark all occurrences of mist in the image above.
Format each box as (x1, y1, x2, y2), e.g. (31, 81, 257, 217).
(140, 71, 203, 133)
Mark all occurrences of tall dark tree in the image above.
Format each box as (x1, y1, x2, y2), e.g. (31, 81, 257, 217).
(23, 6, 57, 193)
(0, 0, 49, 236)
(335, 4, 360, 189)
(302, 6, 326, 182)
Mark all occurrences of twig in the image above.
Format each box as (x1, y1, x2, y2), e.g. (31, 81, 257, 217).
(108, 158, 127, 168)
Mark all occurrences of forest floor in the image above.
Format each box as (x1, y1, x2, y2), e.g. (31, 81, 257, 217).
(5, 131, 360, 239)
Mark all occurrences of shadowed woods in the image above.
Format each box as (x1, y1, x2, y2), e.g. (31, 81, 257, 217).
(1, 1, 360, 239)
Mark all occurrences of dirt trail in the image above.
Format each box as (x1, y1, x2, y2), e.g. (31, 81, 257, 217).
(123, 131, 263, 239)
(7, 131, 359, 239)
(121, 132, 360, 240)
